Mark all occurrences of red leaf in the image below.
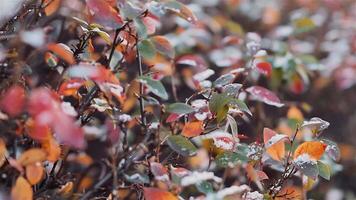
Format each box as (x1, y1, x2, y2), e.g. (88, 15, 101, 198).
(0, 85, 25, 117)
(256, 61, 272, 77)
(246, 86, 284, 107)
(166, 113, 182, 123)
(28, 88, 84, 148)
(86, 0, 123, 29)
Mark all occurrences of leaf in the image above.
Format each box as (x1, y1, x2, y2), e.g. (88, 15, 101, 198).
(226, 114, 238, 141)
(0, 85, 25, 117)
(43, 0, 61, 16)
(11, 176, 33, 200)
(182, 121, 204, 138)
(301, 117, 330, 134)
(287, 106, 304, 121)
(246, 86, 284, 107)
(322, 139, 340, 161)
(134, 18, 148, 38)
(26, 163, 44, 185)
(150, 162, 169, 182)
(255, 61, 272, 77)
(138, 76, 168, 100)
(42, 137, 61, 162)
(143, 187, 177, 200)
(293, 154, 319, 179)
(150, 36, 175, 59)
(18, 148, 47, 166)
(229, 98, 252, 116)
(209, 93, 231, 123)
(167, 135, 197, 156)
(86, 0, 123, 29)
(317, 161, 331, 180)
(166, 103, 195, 114)
(91, 27, 111, 45)
(293, 141, 327, 160)
(138, 39, 156, 59)
(0, 138, 7, 168)
(213, 73, 235, 88)
(263, 128, 288, 161)
(196, 181, 213, 194)
(215, 151, 248, 167)
(293, 17, 315, 34)
(47, 43, 75, 65)
(163, 0, 197, 24)
(223, 83, 243, 97)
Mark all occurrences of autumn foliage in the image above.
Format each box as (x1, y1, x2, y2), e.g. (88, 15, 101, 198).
(0, 0, 353, 199)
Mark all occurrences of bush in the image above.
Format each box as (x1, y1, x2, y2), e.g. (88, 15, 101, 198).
(1, 0, 352, 199)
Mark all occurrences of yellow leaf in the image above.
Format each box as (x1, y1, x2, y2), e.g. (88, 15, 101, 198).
(18, 148, 47, 166)
(143, 187, 178, 200)
(287, 106, 304, 121)
(43, 0, 61, 16)
(26, 163, 44, 185)
(42, 137, 61, 162)
(11, 176, 33, 200)
(182, 121, 204, 138)
(0, 138, 7, 168)
(293, 141, 327, 160)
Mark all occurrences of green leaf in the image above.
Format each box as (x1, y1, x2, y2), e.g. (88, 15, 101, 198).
(213, 73, 235, 88)
(163, 0, 197, 24)
(166, 103, 195, 114)
(215, 151, 248, 168)
(138, 76, 168, 100)
(317, 161, 331, 180)
(196, 181, 213, 194)
(134, 18, 148, 38)
(167, 135, 197, 156)
(209, 93, 231, 123)
(138, 39, 156, 59)
(229, 98, 252, 116)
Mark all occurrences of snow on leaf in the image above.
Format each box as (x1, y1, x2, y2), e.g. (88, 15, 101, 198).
(301, 117, 330, 134)
(293, 153, 319, 179)
(180, 171, 222, 187)
(246, 86, 284, 107)
(293, 141, 327, 160)
(213, 73, 236, 88)
(193, 69, 215, 82)
(215, 151, 248, 168)
(263, 128, 288, 161)
(322, 139, 341, 161)
(163, 0, 197, 24)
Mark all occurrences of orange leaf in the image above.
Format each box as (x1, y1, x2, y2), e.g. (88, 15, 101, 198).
(18, 148, 47, 166)
(263, 128, 288, 161)
(143, 187, 177, 200)
(11, 176, 33, 200)
(42, 137, 61, 162)
(287, 106, 304, 121)
(0, 138, 7, 167)
(293, 141, 327, 160)
(47, 43, 75, 64)
(182, 121, 204, 137)
(26, 163, 44, 185)
(43, 0, 61, 16)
